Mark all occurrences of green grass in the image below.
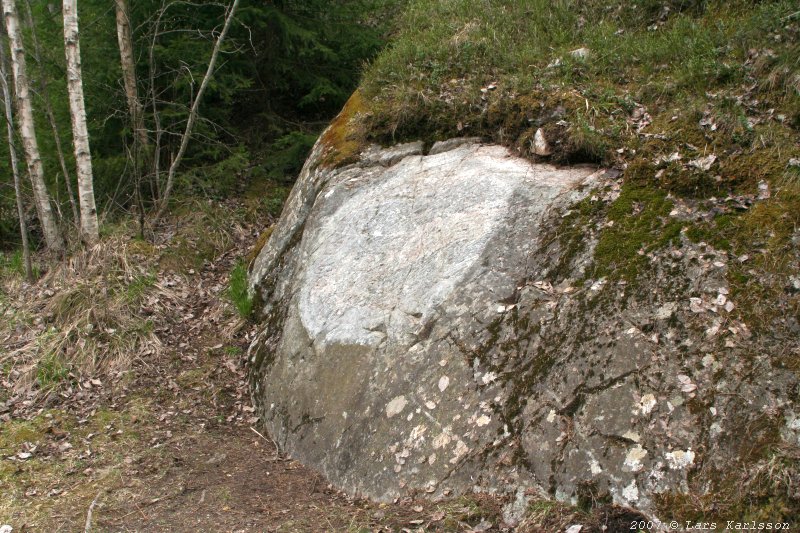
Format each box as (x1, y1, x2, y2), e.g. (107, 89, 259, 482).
(0, 249, 38, 279)
(36, 351, 71, 389)
(356, 0, 798, 176)
(228, 260, 254, 318)
(223, 346, 242, 356)
(125, 272, 157, 304)
(364, 0, 798, 107)
(0, 400, 155, 529)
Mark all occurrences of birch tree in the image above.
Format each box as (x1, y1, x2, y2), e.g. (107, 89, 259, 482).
(3, 0, 64, 253)
(63, 0, 98, 244)
(0, 25, 31, 279)
(24, 0, 79, 227)
(115, 0, 147, 148)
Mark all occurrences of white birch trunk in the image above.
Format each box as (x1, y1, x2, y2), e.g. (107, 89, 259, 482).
(63, 0, 98, 244)
(3, 0, 64, 253)
(0, 25, 32, 279)
(24, 0, 79, 228)
(115, 0, 147, 147)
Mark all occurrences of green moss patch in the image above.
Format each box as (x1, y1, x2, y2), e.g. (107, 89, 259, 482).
(593, 184, 683, 282)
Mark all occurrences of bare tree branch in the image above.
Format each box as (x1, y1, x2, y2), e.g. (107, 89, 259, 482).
(154, 0, 240, 221)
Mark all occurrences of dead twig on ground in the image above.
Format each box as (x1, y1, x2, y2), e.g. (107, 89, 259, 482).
(83, 491, 102, 533)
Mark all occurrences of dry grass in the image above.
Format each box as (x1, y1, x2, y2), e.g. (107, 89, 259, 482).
(157, 198, 250, 272)
(1, 236, 169, 392)
(743, 444, 800, 507)
(0, 200, 251, 396)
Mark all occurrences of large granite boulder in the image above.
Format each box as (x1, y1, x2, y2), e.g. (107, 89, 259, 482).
(247, 134, 798, 519)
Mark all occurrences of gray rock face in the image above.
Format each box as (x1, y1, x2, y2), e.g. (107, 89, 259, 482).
(248, 137, 798, 518)
(249, 140, 597, 498)
(298, 145, 581, 350)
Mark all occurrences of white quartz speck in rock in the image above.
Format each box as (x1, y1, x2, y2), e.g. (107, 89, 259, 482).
(624, 445, 648, 472)
(689, 297, 705, 313)
(533, 128, 552, 156)
(655, 302, 677, 320)
(476, 415, 491, 427)
(433, 432, 451, 449)
(386, 395, 408, 418)
(639, 394, 657, 415)
(481, 372, 497, 384)
(450, 440, 469, 464)
(622, 431, 641, 443)
(438, 376, 450, 392)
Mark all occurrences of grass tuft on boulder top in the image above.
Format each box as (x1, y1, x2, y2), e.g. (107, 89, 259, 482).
(355, 0, 798, 186)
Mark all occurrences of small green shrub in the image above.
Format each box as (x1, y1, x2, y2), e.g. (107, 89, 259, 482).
(224, 346, 242, 356)
(180, 147, 252, 199)
(263, 131, 318, 183)
(228, 261, 253, 318)
(36, 352, 70, 389)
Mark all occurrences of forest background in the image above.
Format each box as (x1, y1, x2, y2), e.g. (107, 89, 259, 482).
(0, 0, 399, 259)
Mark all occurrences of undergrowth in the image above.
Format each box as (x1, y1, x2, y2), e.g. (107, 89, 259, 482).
(0, 201, 253, 394)
(158, 198, 250, 272)
(0, 249, 40, 279)
(25, 236, 165, 384)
